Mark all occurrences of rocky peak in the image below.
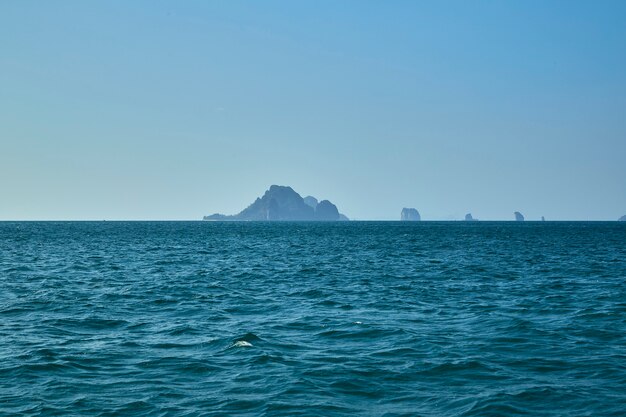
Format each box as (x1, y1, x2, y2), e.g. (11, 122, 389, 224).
(315, 200, 340, 221)
(303, 196, 319, 209)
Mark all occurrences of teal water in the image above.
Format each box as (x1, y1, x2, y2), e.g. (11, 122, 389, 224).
(1, 221, 625, 416)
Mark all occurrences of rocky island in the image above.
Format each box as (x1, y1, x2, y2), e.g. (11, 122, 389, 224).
(464, 213, 478, 221)
(401, 208, 421, 221)
(203, 185, 349, 221)
(514, 211, 525, 222)
(619, 215, 626, 222)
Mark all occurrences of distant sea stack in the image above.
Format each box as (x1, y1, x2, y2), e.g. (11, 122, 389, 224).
(541, 216, 546, 222)
(203, 185, 349, 221)
(464, 213, 478, 221)
(514, 212, 525, 222)
(401, 208, 421, 221)
(619, 215, 626, 222)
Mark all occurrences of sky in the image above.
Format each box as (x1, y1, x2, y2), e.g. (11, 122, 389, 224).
(1, 1, 625, 220)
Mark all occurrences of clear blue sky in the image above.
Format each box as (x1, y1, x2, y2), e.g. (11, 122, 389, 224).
(1, 1, 625, 220)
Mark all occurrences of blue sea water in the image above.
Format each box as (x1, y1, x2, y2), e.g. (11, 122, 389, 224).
(1, 221, 625, 416)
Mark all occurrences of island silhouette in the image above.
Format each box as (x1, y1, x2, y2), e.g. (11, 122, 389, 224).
(203, 185, 349, 221)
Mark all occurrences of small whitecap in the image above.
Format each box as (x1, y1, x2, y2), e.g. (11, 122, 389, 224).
(353, 321, 363, 325)
(233, 340, 253, 348)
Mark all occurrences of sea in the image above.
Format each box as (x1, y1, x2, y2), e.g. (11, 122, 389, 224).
(1, 221, 625, 416)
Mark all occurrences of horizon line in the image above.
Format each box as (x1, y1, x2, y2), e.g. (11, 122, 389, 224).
(1, 219, 623, 222)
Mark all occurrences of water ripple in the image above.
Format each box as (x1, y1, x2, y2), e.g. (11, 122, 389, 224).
(1, 221, 625, 416)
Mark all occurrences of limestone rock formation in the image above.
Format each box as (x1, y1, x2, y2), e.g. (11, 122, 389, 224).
(619, 215, 626, 222)
(464, 213, 478, 221)
(401, 208, 421, 221)
(514, 212, 525, 222)
(203, 185, 347, 221)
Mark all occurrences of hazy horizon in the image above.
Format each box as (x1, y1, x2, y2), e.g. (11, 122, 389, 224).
(2, 1, 625, 221)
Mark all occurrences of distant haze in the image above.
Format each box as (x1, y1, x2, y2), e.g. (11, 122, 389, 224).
(1, 1, 625, 220)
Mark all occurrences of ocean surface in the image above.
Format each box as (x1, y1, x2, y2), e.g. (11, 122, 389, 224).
(1, 221, 625, 416)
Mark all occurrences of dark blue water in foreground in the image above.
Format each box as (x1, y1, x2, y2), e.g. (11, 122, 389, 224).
(1, 222, 626, 416)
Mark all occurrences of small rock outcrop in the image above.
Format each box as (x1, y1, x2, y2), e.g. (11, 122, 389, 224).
(464, 213, 477, 221)
(514, 212, 525, 222)
(401, 208, 421, 221)
(619, 215, 626, 222)
(204, 213, 228, 221)
(541, 216, 546, 222)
